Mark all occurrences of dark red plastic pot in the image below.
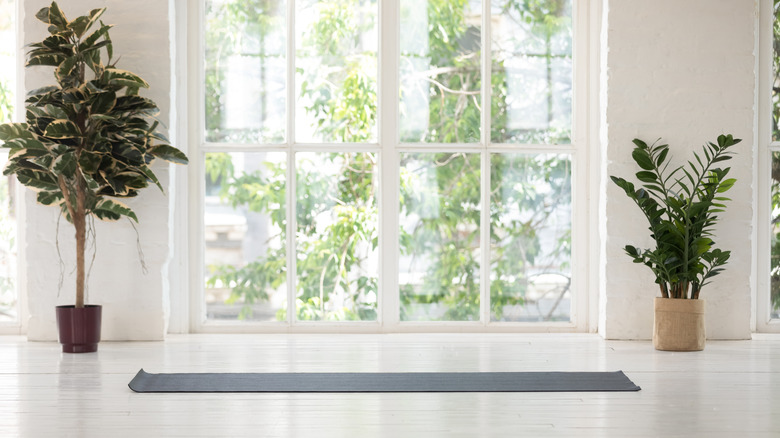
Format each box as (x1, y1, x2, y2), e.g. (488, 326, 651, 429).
(56, 305, 102, 353)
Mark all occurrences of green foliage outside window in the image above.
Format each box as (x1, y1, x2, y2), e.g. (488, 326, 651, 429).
(205, 0, 287, 144)
(204, 0, 572, 322)
(0, 81, 11, 124)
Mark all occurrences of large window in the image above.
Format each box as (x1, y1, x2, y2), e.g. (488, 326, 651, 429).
(193, 0, 585, 330)
(0, 0, 17, 326)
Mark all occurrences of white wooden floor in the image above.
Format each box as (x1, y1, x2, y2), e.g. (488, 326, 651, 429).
(1, 333, 778, 437)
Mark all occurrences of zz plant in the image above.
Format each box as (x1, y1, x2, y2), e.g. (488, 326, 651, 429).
(610, 134, 740, 300)
(0, 3, 187, 308)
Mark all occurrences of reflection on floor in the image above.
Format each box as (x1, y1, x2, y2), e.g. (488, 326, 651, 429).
(0, 333, 777, 437)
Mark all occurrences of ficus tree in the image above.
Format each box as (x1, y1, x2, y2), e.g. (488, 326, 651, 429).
(0, 2, 188, 308)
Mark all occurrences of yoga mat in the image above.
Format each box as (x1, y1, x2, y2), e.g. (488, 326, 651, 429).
(128, 369, 640, 393)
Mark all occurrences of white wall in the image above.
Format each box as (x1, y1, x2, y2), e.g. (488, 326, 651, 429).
(23, 0, 173, 341)
(18, 0, 760, 340)
(599, 0, 756, 339)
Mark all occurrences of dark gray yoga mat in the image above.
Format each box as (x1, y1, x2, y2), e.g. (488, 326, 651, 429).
(128, 369, 640, 393)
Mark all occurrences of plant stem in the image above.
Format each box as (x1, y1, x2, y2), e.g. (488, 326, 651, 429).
(57, 174, 86, 308)
(73, 49, 87, 309)
(74, 177, 86, 308)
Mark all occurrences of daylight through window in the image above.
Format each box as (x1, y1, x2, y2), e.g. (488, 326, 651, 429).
(197, 0, 580, 329)
(0, 0, 17, 325)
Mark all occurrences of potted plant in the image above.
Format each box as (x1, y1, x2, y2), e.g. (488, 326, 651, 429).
(0, 2, 187, 352)
(610, 134, 740, 351)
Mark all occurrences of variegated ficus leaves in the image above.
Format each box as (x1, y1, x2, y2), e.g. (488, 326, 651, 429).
(0, 2, 187, 223)
(610, 134, 739, 300)
(0, 2, 188, 307)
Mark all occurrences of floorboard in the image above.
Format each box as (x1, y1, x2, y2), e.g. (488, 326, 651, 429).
(0, 333, 777, 437)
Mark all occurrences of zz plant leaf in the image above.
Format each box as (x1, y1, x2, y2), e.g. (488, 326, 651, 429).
(0, 2, 188, 309)
(610, 134, 740, 300)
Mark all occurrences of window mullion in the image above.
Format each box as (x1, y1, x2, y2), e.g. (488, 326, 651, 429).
(286, 0, 297, 326)
(480, 0, 490, 148)
(480, 151, 490, 325)
(573, 0, 589, 331)
(379, 0, 401, 329)
(189, 0, 206, 331)
(480, 0, 491, 325)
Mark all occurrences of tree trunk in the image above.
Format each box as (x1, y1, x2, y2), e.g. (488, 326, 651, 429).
(57, 174, 87, 309)
(73, 171, 87, 309)
(73, 209, 86, 308)
(74, 61, 88, 308)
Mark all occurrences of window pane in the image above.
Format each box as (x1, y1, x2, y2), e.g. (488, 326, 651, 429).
(0, 157, 16, 323)
(772, 152, 780, 319)
(295, 0, 378, 143)
(773, 2, 780, 319)
(205, 0, 287, 144)
(295, 153, 378, 321)
(490, 154, 571, 322)
(0, 0, 16, 323)
(773, 0, 780, 141)
(491, 0, 572, 144)
(399, 153, 481, 321)
(399, 0, 482, 143)
(0, 0, 13, 124)
(204, 152, 287, 321)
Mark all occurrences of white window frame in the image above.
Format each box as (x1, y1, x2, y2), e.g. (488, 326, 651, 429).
(0, 0, 26, 335)
(757, 0, 780, 332)
(183, 0, 595, 333)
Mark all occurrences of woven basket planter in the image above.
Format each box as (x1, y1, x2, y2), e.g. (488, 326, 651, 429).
(653, 297, 705, 351)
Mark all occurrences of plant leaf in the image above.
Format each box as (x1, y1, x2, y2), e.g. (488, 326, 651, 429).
(80, 23, 112, 49)
(655, 147, 669, 166)
(90, 91, 117, 114)
(0, 123, 34, 141)
(149, 144, 188, 164)
(47, 2, 69, 30)
(37, 191, 64, 206)
(91, 198, 138, 222)
(635, 171, 657, 183)
(631, 148, 655, 171)
(15, 171, 59, 191)
(68, 7, 105, 38)
(51, 151, 77, 177)
(139, 165, 163, 192)
(6, 138, 49, 160)
(44, 119, 81, 139)
(35, 6, 51, 24)
(102, 68, 150, 89)
(715, 177, 736, 192)
(27, 53, 66, 67)
(55, 55, 79, 83)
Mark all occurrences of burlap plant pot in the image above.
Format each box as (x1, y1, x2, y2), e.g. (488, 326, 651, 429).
(653, 297, 706, 351)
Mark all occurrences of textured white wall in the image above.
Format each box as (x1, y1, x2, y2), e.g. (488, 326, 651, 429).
(23, 0, 172, 341)
(600, 0, 756, 339)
